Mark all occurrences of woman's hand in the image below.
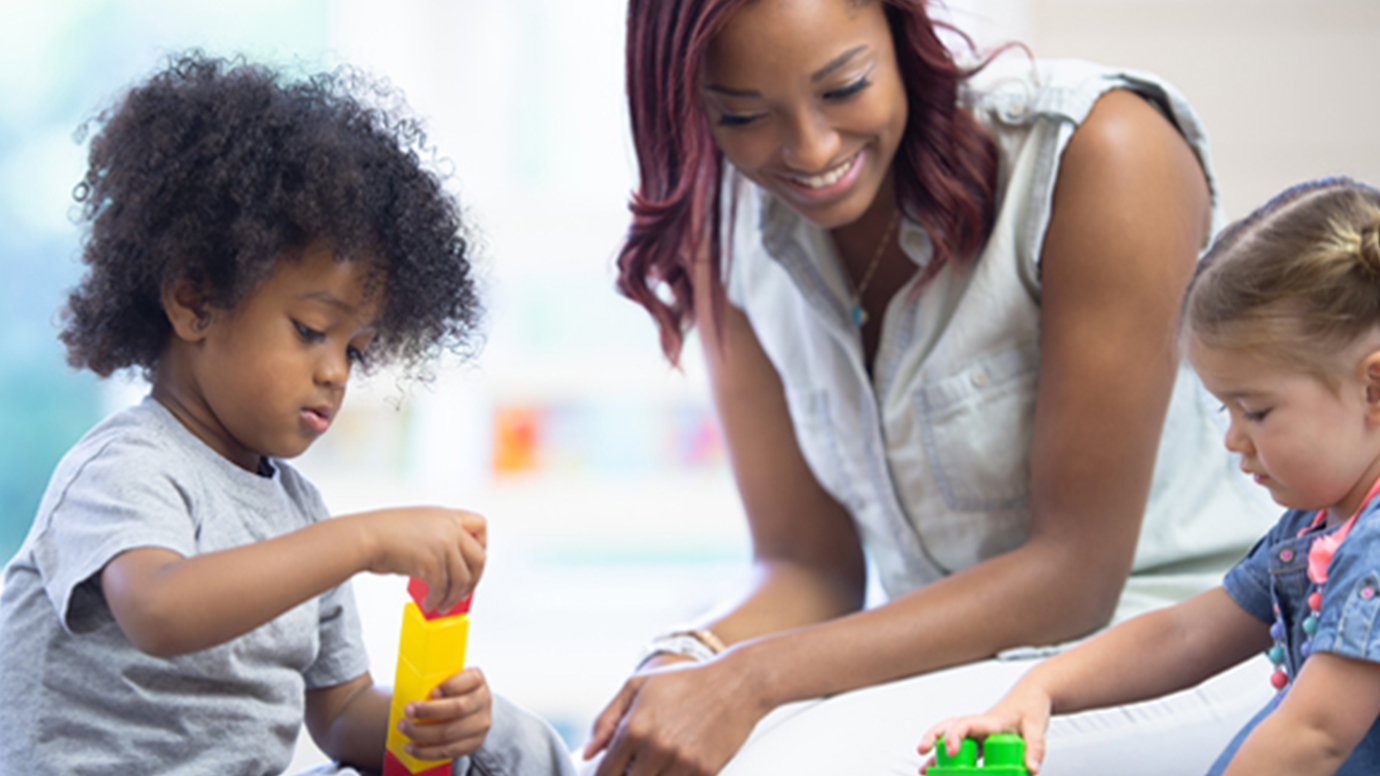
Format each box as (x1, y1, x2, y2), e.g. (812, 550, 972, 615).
(351, 507, 487, 614)
(917, 683, 1054, 775)
(585, 655, 770, 776)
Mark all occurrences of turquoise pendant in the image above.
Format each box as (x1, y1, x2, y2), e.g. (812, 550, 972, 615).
(850, 305, 867, 327)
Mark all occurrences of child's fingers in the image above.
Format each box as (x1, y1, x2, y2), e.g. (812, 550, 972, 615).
(917, 717, 957, 754)
(406, 669, 491, 723)
(1018, 712, 1050, 774)
(404, 726, 489, 761)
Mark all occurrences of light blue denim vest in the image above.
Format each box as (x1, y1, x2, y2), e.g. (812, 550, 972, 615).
(723, 57, 1276, 625)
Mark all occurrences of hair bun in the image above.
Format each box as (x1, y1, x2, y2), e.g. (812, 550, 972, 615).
(1361, 221, 1380, 279)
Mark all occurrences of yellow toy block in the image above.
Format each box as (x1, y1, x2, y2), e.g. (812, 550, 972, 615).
(383, 582, 472, 776)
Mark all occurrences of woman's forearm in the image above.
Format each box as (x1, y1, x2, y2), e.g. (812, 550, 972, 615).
(718, 536, 1119, 708)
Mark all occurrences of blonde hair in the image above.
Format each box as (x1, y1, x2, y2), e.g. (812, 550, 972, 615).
(1183, 177, 1380, 384)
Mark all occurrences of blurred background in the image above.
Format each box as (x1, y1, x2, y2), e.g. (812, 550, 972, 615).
(1, 0, 1377, 768)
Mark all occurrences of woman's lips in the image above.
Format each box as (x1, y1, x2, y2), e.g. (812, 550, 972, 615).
(777, 149, 864, 201)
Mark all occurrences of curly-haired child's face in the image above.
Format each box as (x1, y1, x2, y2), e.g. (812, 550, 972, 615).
(154, 244, 380, 472)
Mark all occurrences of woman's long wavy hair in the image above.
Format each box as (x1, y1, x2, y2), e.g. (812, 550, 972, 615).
(617, 0, 1000, 363)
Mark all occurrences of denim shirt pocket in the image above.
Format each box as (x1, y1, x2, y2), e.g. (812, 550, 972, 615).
(913, 342, 1038, 512)
(1333, 572, 1380, 659)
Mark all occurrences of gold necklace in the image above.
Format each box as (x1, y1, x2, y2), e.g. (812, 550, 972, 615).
(841, 207, 900, 327)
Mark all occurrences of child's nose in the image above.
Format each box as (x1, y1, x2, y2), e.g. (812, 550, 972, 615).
(1223, 422, 1252, 455)
(316, 348, 350, 386)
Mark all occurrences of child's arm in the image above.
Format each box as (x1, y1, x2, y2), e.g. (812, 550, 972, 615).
(304, 667, 493, 769)
(100, 507, 485, 656)
(920, 587, 1270, 773)
(1220, 652, 1380, 776)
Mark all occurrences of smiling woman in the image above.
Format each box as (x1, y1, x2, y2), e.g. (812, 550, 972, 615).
(589, 0, 1279, 774)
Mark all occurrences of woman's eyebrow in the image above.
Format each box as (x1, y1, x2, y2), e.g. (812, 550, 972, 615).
(812, 45, 867, 82)
(702, 45, 870, 97)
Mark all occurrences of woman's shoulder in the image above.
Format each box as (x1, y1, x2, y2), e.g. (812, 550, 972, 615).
(961, 54, 1189, 129)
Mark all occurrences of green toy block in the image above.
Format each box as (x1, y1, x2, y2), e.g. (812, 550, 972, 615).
(925, 733, 1029, 776)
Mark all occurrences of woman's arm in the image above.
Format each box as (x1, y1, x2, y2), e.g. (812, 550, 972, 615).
(589, 89, 1211, 775)
(1222, 652, 1380, 776)
(721, 87, 1212, 700)
(101, 506, 485, 656)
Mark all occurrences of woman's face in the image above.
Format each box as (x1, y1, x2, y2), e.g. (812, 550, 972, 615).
(701, 0, 908, 229)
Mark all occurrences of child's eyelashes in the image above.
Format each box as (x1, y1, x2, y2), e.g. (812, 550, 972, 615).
(347, 345, 368, 366)
(294, 321, 325, 343)
(1216, 403, 1270, 423)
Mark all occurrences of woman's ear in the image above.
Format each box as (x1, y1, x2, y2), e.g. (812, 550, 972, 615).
(161, 278, 212, 343)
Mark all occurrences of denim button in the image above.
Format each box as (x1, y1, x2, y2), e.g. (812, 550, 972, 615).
(1362, 586, 1376, 600)
(1278, 547, 1295, 563)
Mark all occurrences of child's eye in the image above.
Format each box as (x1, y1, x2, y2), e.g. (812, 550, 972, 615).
(294, 322, 325, 342)
(824, 76, 871, 101)
(346, 345, 368, 365)
(1244, 408, 1271, 423)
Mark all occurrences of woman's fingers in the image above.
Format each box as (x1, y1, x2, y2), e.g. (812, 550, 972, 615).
(585, 679, 638, 760)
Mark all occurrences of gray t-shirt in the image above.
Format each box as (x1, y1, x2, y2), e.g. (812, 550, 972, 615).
(0, 397, 370, 775)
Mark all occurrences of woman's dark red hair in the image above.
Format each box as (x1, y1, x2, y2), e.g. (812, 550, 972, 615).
(617, 0, 999, 363)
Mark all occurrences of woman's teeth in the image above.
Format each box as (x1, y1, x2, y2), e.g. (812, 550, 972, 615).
(791, 154, 856, 189)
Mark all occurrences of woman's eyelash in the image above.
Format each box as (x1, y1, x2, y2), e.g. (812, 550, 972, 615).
(825, 77, 871, 100)
(716, 112, 759, 128)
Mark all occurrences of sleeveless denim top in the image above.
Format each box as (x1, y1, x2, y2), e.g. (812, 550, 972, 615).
(722, 57, 1277, 625)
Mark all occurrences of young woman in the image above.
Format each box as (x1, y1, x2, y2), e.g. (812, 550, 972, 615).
(584, 1, 1277, 774)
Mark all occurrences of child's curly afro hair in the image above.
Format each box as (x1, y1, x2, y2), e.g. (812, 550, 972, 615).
(61, 51, 482, 378)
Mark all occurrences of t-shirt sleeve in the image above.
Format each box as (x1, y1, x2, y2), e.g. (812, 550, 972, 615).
(284, 474, 371, 689)
(30, 439, 200, 634)
(1311, 526, 1380, 663)
(304, 578, 371, 689)
(1222, 531, 1278, 625)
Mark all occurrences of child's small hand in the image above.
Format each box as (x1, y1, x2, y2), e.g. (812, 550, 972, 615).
(916, 686, 1052, 775)
(352, 507, 487, 614)
(397, 667, 492, 761)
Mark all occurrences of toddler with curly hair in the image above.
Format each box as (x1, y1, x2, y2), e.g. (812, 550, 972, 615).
(0, 53, 574, 776)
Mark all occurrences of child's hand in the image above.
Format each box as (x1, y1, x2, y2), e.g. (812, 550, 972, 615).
(397, 667, 492, 761)
(352, 507, 487, 614)
(917, 685, 1053, 775)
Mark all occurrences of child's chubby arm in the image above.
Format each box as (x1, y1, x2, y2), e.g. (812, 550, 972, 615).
(304, 666, 493, 769)
(1221, 652, 1380, 776)
(100, 507, 486, 656)
(919, 587, 1270, 774)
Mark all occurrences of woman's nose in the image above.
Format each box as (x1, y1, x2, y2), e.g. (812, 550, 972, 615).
(780, 109, 840, 173)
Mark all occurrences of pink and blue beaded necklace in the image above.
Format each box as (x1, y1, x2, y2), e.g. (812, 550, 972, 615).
(1267, 475, 1380, 691)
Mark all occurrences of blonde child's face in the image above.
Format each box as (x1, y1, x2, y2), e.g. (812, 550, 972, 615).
(1188, 334, 1380, 520)
(166, 243, 380, 471)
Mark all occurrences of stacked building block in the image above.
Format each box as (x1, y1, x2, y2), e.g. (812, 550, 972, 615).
(382, 579, 472, 776)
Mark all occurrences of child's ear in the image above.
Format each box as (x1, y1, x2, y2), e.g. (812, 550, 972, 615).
(1363, 349, 1380, 423)
(161, 278, 213, 343)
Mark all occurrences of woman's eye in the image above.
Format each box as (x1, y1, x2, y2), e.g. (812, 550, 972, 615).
(294, 322, 324, 342)
(716, 111, 760, 128)
(824, 77, 871, 100)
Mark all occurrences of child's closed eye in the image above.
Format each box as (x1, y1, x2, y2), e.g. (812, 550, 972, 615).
(294, 321, 325, 343)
